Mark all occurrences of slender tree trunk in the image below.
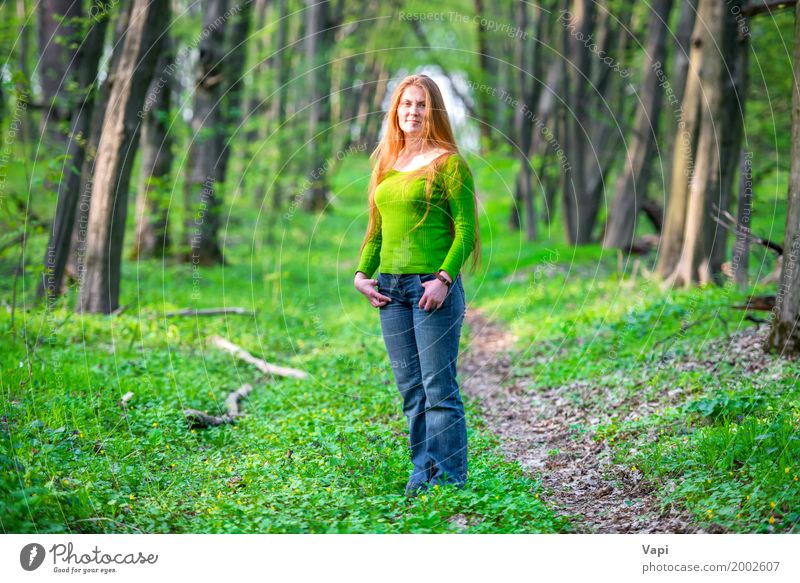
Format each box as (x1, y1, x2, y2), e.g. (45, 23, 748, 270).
(242, 0, 271, 145)
(364, 69, 389, 150)
(529, 61, 560, 228)
(659, 0, 745, 286)
(269, 0, 299, 215)
(733, 149, 752, 290)
(67, 0, 132, 281)
(79, 0, 168, 313)
(561, 0, 596, 244)
(184, 0, 230, 265)
(39, 0, 110, 302)
(714, 10, 749, 275)
(766, 1, 800, 356)
(247, 0, 285, 209)
(355, 55, 382, 148)
(133, 36, 174, 260)
(512, 1, 546, 241)
(603, 0, 673, 251)
(16, 0, 35, 143)
(338, 56, 360, 151)
(217, 0, 254, 185)
(655, 0, 706, 279)
(36, 0, 82, 156)
(474, 0, 496, 151)
(304, 0, 341, 212)
(658, 0, 697, 226)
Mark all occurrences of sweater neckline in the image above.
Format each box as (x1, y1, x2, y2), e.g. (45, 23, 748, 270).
(390, 152, 456, 173)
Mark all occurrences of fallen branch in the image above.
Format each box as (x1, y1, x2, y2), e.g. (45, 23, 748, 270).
(653, 315, 719, 351)
(163, 307, 256, 318)
(711, 205, 783, 255)
(742, 0, 798, 18)
(732, 295, 776, 312)
(184, 383, 253, 429)
(209, 335, 308, 379)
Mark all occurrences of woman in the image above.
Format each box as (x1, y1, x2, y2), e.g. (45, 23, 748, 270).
(353, 74, 481, 496)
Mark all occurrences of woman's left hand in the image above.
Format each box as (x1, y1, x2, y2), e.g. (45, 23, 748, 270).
(418, 278, 450, 311)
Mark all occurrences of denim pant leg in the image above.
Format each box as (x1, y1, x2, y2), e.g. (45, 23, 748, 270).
(378, 274, 429, 485)
(411, 274, 468, 487)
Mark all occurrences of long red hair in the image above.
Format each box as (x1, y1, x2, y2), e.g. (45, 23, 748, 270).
(360, 74, 481, 272)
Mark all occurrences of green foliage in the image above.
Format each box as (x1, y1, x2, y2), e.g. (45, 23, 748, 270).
(0, 154, 566, 534)
(684, 391, 766, 421)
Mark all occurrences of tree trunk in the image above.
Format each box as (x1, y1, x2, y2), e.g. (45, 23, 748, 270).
(603, 0, 673, 251)
(659, 0, 745, 287)
(303, 0, 341, 212)
(715, 10, 749, 276)
(36, 0, 82, 156)
(766, 1, 800, 356)
(39, 0, 110, 303)
(16, 0, 36, 144)
(242, 0, 271, 145)
(657, 0, 697, 225)
(474, 0, 497, 151)
(355, 55, 384, 150)
(67, 0, 132, 281)
(512, 0, 545, 242)
(561, 0, 596, 244)
(133, 36, 174, 260)
(655, 0, 706, 279)
(184, 0, 230, 265)
(733, 150, 752, 290)
(78, 0, 168, 314)
(217, 0, 254, 185)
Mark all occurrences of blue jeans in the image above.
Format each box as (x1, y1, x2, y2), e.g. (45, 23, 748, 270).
(377, 272, 468, 490)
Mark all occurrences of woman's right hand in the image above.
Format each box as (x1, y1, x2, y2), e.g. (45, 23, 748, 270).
(354, 272, 392, 308)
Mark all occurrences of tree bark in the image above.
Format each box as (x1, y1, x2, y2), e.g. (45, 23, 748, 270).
(658, 0, 746, 287)
(39, 0, 110, 303)
(67, 0, 132, 281)
(303, 0, 342, 212)
(363, 60, 389, 149)
(36, 0, 82, 156)
(561, 0, 597, 244)
(655, 0, 706, 279)
(766, 0, 800, 356)
(733, 150, 753, 290)
(242, 0, 271, 145)
(184, 0, 230, 265)
(474, 0, 497, 151)
(15, 0, 36, 143)
(512, 0, 546, 242)
(603, 0, 673, 251)
(78, 0, 168, 313)
(133, 36, 174, 260)
(658, 0, 698, 217)
(217, 0, 254, 185)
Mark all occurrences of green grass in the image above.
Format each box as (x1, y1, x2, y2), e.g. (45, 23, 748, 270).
(0, 154, 566, 534)
(2, 151, 798, 533)
(463, 184, 800, 532)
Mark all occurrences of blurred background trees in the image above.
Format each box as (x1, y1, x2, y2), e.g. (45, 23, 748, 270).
(0, 0, 798, 354)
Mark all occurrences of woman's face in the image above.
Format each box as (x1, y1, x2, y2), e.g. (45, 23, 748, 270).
(397, 85, 427, 137)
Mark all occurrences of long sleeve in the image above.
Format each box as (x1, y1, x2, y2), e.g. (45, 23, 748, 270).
(438, 157, 476, 278)
(356, 208, 382, 278)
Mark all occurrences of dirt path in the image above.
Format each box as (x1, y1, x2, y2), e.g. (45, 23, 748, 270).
(461, 308, 703, 533)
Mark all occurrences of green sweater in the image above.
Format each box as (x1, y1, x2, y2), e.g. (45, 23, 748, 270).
(356, 154, 476, 278)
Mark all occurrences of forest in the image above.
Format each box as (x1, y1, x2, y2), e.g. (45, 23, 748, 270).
(1, 0, 799, 534)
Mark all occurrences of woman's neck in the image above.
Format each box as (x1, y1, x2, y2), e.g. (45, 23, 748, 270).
(402, 135, 427, 155)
